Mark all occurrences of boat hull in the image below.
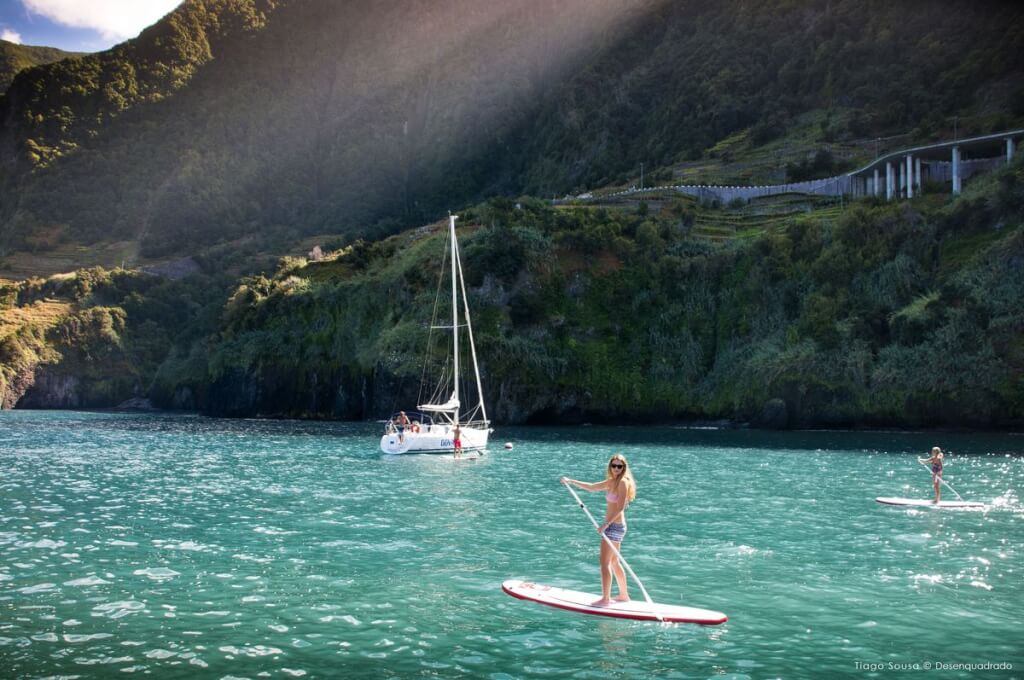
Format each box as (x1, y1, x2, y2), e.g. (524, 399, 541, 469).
(380, 424, 489, 455)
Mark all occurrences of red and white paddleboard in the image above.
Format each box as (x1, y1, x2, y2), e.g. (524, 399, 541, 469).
(501, 579, 727, 625)
(875, 497, 985, 508)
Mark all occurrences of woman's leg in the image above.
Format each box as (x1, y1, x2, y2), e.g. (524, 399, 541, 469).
(606, 540, 630, 602)
(610, 541, 630, 601)
(594, 538, 613, 605)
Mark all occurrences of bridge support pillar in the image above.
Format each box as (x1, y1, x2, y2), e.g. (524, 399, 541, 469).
(1009, 138, 1016, 163)
(906, 155, 913, 199)
(915, 158, 921, 193)
(873, 169, 880, 197)
(899, 162, 905, 198)
(886, 162, 894, 200)
(952, 146, 961, 194)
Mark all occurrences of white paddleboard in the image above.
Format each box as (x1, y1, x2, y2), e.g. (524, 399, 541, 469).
(875, 497, 985, 508)
(501, 579, 727, 625)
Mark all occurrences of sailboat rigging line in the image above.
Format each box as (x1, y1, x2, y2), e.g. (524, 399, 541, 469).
(418, 229, 451, 409)
(428, 362, 451, 408)
(455, 229, 488, 425)
(562, 484, 663, 623)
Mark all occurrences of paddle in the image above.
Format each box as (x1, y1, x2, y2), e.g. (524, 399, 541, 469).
(561, 481, 664, 623)
(918, 458, 964, 501)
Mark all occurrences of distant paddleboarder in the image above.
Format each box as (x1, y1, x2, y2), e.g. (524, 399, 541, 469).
(918, 446, 944, 504)
(561, 454, 636, 606)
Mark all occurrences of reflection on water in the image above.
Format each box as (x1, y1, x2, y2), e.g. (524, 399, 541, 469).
(0, 411, 1021, 678)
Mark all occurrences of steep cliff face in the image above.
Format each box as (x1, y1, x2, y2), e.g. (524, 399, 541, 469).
(0, 295, 68, 408)
(16, 370, 83, 408)
(0, 361, 38, 409)
(199, 364, 415, 420)
(0, 338, 140, 410)
(193, 363, 589, 423)
(12, 348, 145, 409)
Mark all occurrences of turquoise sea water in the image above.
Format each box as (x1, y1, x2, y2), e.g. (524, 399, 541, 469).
(1, 411, 1022, 679)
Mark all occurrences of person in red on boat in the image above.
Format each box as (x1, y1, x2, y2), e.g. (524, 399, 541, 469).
(452, 425, 462, 458)
(560, 453, 636, 606)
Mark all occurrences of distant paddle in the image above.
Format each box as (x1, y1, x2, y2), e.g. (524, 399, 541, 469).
(918, 459, 965, 501)
(875, 497, 984, 508)
(561, 482, 664, 623)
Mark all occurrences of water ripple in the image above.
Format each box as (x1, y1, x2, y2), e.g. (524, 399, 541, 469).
(0, 412, 1021, 678)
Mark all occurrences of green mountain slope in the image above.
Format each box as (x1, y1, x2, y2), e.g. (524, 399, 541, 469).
(0, 0, 653, 261)
(516, 1, 1024, 192)
(0, 40, 81, 91)
(2, 0, 1022, 267)
(3, 0, 1024, 428)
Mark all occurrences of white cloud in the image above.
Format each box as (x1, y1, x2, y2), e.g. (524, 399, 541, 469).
(2, 28, 23, 44)
(22, 0, 183, 41)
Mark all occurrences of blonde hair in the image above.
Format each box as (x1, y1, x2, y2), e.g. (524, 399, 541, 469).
(606, 453, 637, 502)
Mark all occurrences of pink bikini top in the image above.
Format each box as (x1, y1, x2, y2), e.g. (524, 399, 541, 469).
(606, 492, 620, 503)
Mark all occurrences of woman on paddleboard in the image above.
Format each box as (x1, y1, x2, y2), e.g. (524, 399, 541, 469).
(561, 454, 636, 606)
(918, 446, 944, 503)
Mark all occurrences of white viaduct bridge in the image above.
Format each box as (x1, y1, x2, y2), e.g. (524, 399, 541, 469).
(599, 129, 1021, 204)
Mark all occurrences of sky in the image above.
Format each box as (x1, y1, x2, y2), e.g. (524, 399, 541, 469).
(0, 0, 181, 52)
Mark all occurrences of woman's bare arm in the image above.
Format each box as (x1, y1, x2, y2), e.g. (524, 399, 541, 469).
(561, 477, 610, 492)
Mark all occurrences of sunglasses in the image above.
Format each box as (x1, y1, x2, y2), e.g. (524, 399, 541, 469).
(609, 463, 625, 469)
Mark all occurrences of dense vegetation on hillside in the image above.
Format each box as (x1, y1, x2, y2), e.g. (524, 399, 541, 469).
(4, 160, 1022, 426)
(41, 159, 1006, 428)
(1, 0, 1022, 263)
(0, 40, 80, 91)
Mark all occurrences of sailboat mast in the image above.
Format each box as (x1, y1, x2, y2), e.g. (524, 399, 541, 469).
(450, 214, 460, 426)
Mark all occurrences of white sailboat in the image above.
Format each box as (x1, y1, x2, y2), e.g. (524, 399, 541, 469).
(380, 214, 491, 454)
